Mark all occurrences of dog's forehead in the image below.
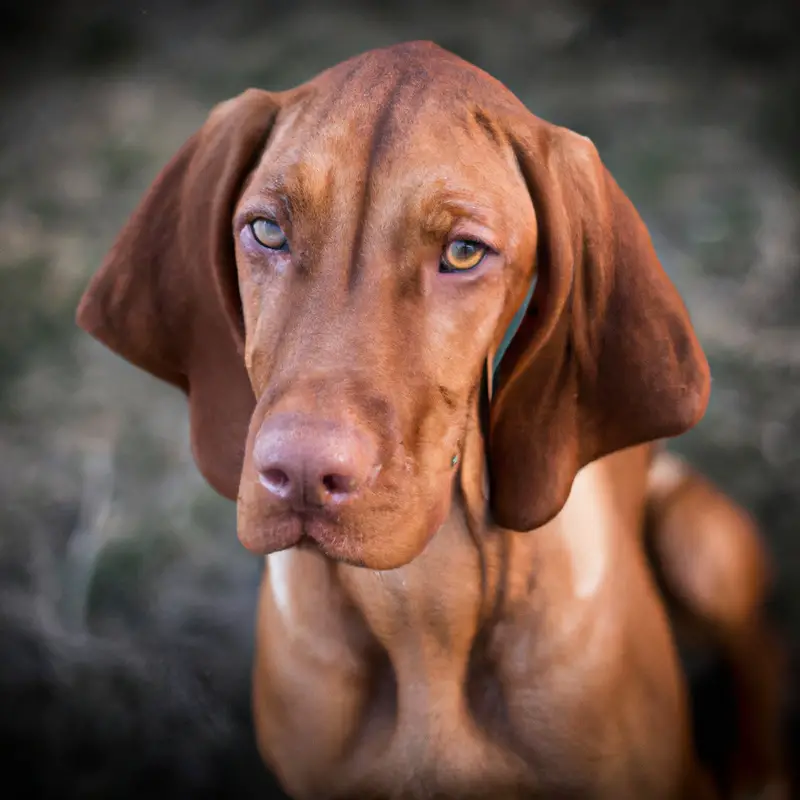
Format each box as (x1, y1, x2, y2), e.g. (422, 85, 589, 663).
(307, 41, 518, 107)
(269, 41, 524, 152)
(249, 42, 527, 204)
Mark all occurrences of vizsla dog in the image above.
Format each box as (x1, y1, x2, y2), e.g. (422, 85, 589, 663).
(77, 42, 785, 799)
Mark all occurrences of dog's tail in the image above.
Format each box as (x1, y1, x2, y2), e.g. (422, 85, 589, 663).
(645, 449, 789, 798)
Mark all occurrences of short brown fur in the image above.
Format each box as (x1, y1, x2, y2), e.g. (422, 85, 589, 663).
(77, 42, 786, 799)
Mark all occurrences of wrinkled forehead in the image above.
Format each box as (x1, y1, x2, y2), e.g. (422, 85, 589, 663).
(244, 45, 530, 220)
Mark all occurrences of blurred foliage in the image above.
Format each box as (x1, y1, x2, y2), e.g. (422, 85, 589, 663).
(0, 257, 80, 409)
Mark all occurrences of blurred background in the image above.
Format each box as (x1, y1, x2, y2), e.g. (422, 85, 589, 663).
(0, 0, 798, 796)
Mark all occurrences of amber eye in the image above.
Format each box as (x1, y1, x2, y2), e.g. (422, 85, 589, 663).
(251, 218, 287, 250)
(440, 239, 487, 272)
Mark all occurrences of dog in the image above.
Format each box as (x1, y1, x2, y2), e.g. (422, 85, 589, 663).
(77, 42, 786, 799)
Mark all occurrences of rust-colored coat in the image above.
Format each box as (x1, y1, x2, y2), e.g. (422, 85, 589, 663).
(78, 42, 785, 799)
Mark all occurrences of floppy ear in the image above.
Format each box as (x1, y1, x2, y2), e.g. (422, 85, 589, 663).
(488, 121, 711, 532)
(76, 89, 280, 500)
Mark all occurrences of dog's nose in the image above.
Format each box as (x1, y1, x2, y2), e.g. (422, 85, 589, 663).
(253, 413, 378, 508)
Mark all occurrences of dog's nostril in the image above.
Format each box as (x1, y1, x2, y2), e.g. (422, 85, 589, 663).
(260, 467, 291, 496)
(254, 413, 379, 507)
(322, 472, 357, 497)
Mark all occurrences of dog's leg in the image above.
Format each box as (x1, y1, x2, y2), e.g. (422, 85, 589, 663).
(646, 451, 788, 800)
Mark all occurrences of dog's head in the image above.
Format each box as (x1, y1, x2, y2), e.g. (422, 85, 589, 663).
(77, 42, 710, 569)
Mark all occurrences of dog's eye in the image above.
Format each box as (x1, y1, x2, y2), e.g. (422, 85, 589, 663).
(440, 239, 487, 272)
(250, 218, 287, 250)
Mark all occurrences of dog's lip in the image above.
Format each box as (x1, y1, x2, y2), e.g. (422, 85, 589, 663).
(244, 507, 439, 569)
(265, 507, 342, 537)
(298, 512, 372, 562)
(238, 510, 303, 555)
(238, 510, 341, 557)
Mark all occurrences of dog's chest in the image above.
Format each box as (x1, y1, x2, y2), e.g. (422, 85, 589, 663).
(263, 556, 671, 798)
(309, 595, 680, 800)
(258, 520, 684, 799)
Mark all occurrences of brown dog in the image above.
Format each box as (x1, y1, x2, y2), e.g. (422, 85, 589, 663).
(77, 42, 785, 799)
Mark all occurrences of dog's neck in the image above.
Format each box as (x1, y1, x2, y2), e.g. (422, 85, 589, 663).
(261, 404, 635, 757)
(327, 403, 634, 688)
(328, 406, 509, 710)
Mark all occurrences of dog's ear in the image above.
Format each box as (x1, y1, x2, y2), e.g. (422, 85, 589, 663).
(488, 121, 711, 532)
(76, 89, 280, 500)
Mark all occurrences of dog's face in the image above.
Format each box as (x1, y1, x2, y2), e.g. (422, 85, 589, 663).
(234, 87, 538, 568)
(76, 42, 710, 571)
